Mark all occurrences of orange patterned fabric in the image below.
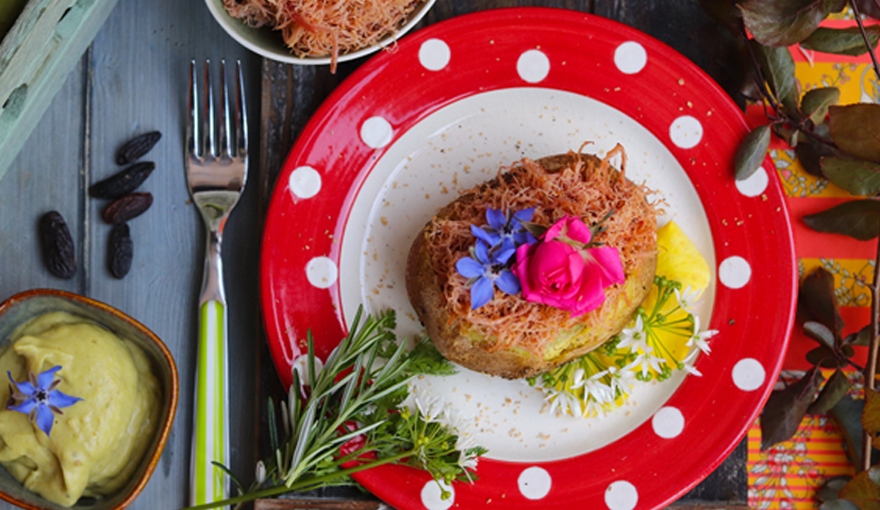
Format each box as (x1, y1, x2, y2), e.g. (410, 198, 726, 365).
(745, 12, 878, 508)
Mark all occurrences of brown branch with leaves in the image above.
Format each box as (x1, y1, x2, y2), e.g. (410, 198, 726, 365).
(704, 0, 880, 506)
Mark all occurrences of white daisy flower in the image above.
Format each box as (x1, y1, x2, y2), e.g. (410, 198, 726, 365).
(674, 286, 702, 312)
(616, 315, 648, 352)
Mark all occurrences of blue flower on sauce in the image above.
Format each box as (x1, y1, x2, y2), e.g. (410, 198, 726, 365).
(7, 366, 81, 437)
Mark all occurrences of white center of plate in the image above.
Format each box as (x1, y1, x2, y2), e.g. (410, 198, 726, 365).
(339, 88, 715, 462)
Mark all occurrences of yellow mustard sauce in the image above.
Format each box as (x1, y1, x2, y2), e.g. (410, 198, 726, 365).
(0, 311, 161, 507)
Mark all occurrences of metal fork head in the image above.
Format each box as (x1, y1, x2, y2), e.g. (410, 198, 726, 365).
(186, 59, 248, 229)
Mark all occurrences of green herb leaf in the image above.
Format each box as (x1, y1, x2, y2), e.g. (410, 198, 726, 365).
(839, 466, 880, 510)
(829, 104, 880, 163)
(808, 369, 853, 414)
(798, 267, 844, 338)
(735, 125, 772, 180)
(760, 366, 824, 450)
(821, 157, 880, 195)
(739, 0, 826, 47)
(751, 40, 799, 113)
(801, 87, 840, 124)
(801, 26, 880, 56)
(803, 199, 880, 240)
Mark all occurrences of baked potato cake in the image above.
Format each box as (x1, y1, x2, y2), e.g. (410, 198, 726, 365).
(405, 146, 658, 379)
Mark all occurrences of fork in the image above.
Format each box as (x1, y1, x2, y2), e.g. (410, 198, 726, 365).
(185, 59, 248, 507)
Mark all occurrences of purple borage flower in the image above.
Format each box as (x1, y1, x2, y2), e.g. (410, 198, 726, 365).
(455, 240, 521, 309)
(470, 207, 536, 254)
(7, 365, 81, 437)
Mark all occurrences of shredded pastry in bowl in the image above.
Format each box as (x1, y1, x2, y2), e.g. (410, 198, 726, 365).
(223, 0, 421, 71)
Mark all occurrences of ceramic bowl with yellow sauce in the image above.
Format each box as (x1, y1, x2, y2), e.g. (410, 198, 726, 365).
(0, 289, 178, 510)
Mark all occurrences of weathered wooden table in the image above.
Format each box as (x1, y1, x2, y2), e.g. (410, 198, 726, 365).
(0, 0, 748, 508)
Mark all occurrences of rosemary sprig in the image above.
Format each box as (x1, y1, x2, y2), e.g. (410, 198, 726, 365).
(187, 306, 483, 510)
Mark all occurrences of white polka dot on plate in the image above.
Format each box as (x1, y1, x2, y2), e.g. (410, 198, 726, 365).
(360, 116, 393, 149)
(736, 166, 769, 197)
(421, 480, 454, 510)
(518, 466, 552, 500)
(718, 256, 751, 289)
(605, 480, 638, 510)
(289, 166, 322, 199)
(517, 49, 550, 83)
(669, 115, 703, 149)
(652, 406, 685, 439)
(419, 38, 451, 71)
(614, 41, 647, 74)
(733, 358, 766, 391)
(305, 256, 338, 289)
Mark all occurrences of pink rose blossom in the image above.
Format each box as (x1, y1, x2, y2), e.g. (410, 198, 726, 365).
(512, 215, 624, 317)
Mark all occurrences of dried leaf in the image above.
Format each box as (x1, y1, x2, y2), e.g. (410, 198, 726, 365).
(845, 325, 873, 347)
(739, 0, 826, 47)
(735, 125, 772, 180)
(798, 267, 844, 337)
(839, 467, 880, 510)
(819, 476, 854, 502)
(760, 366, 824, 449)
(801, 87, 840, 124)
(806, 345, 840, 368)
(804, 320, 836, 348)
(699, 0, 744, 35)
(865, 388, 880, 449)
(829, 104, 880, 163)
(820, 499, 864, 510)
(796, 126, 836, 176)
(856, 0, 880, 18)
(829, 396, 865, 468)
(821, 157, 880, 196)
(803, 199, 880, 241)
(751, 40, 799, 113)
(801, 26, 880, 56)
(809, 369, 853, 414)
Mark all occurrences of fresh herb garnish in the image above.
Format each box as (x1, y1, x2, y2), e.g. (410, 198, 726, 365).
(187, 307, 484, 509)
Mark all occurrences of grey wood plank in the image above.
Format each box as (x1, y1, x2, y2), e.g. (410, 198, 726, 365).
(0, 58, 87, 295)
(83, 0, 264, 508)
(0, 0, 264, 508)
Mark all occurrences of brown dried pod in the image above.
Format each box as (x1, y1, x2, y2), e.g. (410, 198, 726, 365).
(102, 192, 153, 224)
(38, 211, 77, 279)
(89, 161, 155, 199)
(107, 223, 133, 278)
(115, 131, 162, 165)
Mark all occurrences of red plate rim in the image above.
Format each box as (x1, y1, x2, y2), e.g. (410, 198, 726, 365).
(260, 7, 796, 509)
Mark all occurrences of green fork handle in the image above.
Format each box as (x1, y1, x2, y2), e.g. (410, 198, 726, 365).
(190, 297, 229, 506)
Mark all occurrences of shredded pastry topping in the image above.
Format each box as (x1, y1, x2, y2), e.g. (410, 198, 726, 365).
(223, 0, 421, 72)
(424, 145, 659, 355)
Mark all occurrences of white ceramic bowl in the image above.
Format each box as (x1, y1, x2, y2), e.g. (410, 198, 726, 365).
(203, 0, 436, 66)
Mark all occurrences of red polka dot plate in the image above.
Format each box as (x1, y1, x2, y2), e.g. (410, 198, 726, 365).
(260, 7, 796, 510)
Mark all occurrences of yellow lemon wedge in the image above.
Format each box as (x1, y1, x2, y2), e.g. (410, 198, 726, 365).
(655, 221, 711, 296)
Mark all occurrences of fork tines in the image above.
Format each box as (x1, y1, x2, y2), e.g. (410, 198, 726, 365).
(187, 59, 248, 163)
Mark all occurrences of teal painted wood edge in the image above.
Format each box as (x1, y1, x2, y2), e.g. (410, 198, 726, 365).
(0, 0, 120, 185)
